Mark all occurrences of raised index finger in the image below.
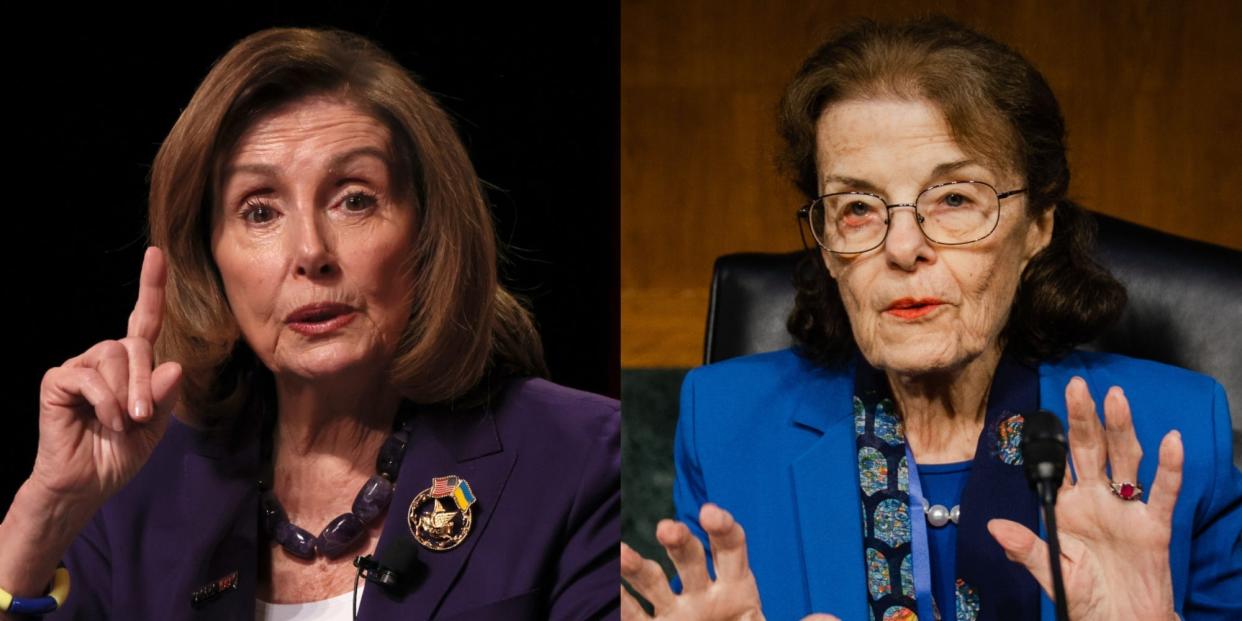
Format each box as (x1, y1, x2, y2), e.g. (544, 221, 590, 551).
(127, 246, 168, 343)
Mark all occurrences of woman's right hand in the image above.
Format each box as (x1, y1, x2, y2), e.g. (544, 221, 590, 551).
(28, 245, 183, 509)
(620, 503, 839, 621)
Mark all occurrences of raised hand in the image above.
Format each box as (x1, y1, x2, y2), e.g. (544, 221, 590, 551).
(28, 246, 183, 507)
(620, 503, 840, 621)
(988, 377, 1182, 621)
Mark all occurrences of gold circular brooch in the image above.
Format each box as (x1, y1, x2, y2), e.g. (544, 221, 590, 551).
(407, 476, 476, 551)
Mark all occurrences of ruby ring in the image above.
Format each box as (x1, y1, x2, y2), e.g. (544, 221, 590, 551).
(1109, 480, 1143, 501)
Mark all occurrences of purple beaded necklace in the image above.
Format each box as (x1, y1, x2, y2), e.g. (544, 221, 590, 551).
(258, 400, 417, 559)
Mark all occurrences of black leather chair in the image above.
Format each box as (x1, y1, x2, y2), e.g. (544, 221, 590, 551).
(704, 213, 1242, 468)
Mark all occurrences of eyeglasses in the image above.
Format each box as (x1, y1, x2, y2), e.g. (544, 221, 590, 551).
(797, 180, 1026, 254)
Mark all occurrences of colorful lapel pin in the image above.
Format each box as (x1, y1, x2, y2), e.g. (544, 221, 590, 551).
(190, 570, 238, 608)
(408, 476, 476, 551)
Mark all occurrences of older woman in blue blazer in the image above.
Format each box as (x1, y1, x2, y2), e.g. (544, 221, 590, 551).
(621, 17, 1240, 621)
(0, 27, 618, 620)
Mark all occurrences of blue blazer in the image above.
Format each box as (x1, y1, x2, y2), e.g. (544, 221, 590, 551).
(674, 349, 1241, 621)
(54, 378, 620, 620)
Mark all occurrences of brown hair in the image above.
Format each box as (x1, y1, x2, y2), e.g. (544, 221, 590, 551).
(148, 27, 546, 425)
(780, 16, 1126, 367)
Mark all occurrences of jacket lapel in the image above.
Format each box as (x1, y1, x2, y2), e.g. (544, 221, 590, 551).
(359, 399, 518, 620)
(177, 415, 261, 621)
(788, 358, 869, 620)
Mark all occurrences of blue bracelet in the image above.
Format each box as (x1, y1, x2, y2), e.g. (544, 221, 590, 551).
(0, 564, 71, 615)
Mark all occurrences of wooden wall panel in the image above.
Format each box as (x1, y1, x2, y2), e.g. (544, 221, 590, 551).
(622, 0, 1242, 367)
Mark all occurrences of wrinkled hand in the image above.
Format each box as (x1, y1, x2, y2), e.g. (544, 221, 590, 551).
(620, 503, 839, 621)
(988, 377, 1181, 621)
(30, 246, 183, 509)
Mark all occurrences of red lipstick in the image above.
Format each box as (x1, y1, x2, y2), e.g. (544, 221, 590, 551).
(884, 297, 945, 320)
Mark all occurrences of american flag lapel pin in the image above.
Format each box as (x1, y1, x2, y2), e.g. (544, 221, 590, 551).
(190, 570, 239, 608)
(408, 475, 477, 551)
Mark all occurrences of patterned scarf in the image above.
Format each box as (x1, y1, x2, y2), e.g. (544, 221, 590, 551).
(853, 352, 1042, 621)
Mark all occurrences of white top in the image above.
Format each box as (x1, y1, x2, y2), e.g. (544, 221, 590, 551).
(255, 584, 364, 621)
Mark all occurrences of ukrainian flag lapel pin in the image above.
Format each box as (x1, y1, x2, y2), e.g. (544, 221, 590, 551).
(408, 475, 476, 551)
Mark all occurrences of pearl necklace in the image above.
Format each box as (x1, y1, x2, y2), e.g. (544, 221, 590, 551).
(920, 499, 960, 527)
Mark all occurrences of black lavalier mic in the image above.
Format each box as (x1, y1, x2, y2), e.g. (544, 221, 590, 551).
(354, 535, 421, 593)
(1020, 409, 1069, 621)
(352, 536, 421, 620)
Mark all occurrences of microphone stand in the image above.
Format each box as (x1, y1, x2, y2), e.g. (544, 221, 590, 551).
(1034, 473, 1070, 621)
(1023, 410, 1071, 621)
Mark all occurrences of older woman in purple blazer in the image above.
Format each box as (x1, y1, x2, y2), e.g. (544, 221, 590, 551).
(0, 28, 618, 620)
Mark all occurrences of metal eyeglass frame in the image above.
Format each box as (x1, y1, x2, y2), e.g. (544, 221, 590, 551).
(796, 180, 1027, 254)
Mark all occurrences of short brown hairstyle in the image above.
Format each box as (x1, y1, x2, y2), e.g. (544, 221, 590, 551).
(148, 27, 546, 425)
(780, 16, 1126, 367)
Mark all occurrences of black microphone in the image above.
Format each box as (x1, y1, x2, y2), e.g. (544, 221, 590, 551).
(1022, 410, 1067, 504)
(354, 536, 421, 593)
(1020, 410, 1070, 621)
(352, 537, 421, 620)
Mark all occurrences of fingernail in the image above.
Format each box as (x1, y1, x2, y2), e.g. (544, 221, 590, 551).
(134, 400, 148, 421)
(113, 418, 126, 433)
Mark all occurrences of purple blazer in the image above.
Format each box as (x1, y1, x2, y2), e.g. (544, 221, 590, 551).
(52, 378, 620, 620)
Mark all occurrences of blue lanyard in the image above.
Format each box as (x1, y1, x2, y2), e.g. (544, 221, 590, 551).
(904, 442, 939, 621)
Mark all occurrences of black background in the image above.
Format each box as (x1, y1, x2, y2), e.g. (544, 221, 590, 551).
(5, 4, 618, 503)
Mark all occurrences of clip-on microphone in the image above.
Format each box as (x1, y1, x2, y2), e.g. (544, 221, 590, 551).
(354, 536, 419, 591)
(1021, 410, 1070, 621)
(352, 537, 421, 619)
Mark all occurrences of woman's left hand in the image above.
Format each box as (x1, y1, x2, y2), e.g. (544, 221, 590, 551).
(987, 377, 1182, 621)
